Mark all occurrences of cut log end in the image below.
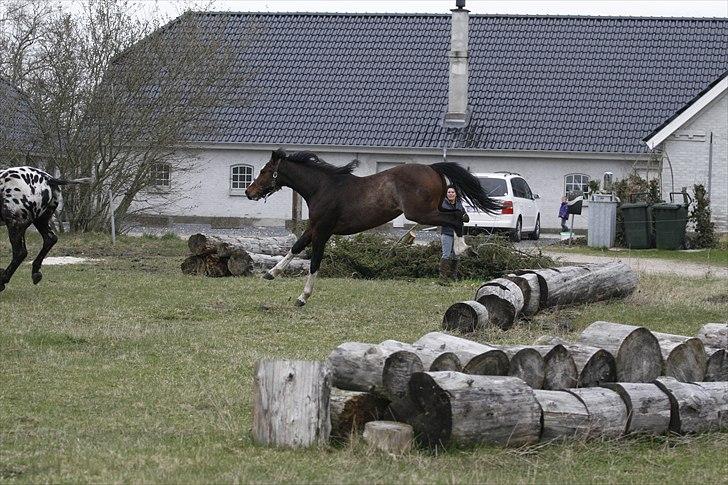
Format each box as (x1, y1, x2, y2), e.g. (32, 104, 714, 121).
(407, 372, 452, 448)
(663, 338, 708, 382)
(362, 421, 414, 455)
(442, 301, 488, 333)
(705, 348, 728, 382)
(462, 349, 509, 376)
(506, 348, 545, 389)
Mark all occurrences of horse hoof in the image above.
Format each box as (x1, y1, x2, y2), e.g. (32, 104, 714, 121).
(263, 272, 275, 280)
(32, 272, 43, 285)
(294, 298, 306, 307)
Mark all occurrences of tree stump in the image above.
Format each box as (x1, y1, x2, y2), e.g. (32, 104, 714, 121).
(567, 387, 628, 437)
(408, 372, 542, 448)
(495, 345, 545, 389)
(441, 301, 489, 333)
(474, 278, 524, 330)
(252, 360, 331, 447)
(362, 421, 414, 455)
(604, 382, 671, 435)
(694, 382, 728, 429)
(651, 331, 707, 382)
(697, 323, 728, 349)
(578, 321, 663, 382)
(654, 377, 720, 434)
(180, 254, 231, 277)
(379, 340, 462, 372)
(505, 273, 540, 316)
(330, 389, 390, 442)
(705, 347, 728, 382)
(413, 332, 509, 376)
(534, 390, 590, 441)
(535, 336, 617, 388)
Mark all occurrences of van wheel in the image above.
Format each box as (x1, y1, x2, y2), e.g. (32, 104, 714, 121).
(531, 216, 540, 240)
(510, 218, 522, 242)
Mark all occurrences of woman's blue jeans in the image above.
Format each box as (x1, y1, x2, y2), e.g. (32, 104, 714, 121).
(441, 233, 455, 259)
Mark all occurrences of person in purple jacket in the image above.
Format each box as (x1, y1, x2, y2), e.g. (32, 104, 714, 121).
(558, 196, 570, 232)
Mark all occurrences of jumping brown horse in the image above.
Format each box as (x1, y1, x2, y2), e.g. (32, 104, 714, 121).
(245, 149, 500, 306)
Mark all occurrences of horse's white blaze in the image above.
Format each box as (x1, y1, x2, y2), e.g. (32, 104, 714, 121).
(298, 271, 318, 304)
(270, 250, 295, 277)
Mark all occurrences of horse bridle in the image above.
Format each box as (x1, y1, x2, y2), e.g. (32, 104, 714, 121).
(261, 156, 284, 201)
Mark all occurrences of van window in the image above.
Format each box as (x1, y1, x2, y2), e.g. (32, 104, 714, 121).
(479, 177, 507, 197)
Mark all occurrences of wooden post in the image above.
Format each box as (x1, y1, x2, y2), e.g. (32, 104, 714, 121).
(252, 360, 331, 448)
(604, 382, 671, 435)
(292, 191, 303, 235)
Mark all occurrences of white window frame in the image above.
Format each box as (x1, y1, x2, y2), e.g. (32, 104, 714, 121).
(565, 173, 590, 196)
(230, 164, 254, 196)
(151, 163, 171, 191)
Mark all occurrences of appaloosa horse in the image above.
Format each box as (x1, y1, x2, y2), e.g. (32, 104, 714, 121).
(0, 166, 89, 292)
(245, 149, 500, 306)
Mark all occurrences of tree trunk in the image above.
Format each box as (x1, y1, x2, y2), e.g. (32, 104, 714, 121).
(362, 421, 414, 455)
(654, 377, 721, 434)
(705, 347, 728, 382)
(474, 278, 524, 330)
(408, 372, 542, 448)
(188, 233, 295, 257)
(694, 382, 728, 430)
(180, 254, 231, 277)
(603, 382, 671, 435)
(226, 250, 254, 276)
(252, 359, 331, 448)
(505, 273, 540, 316)
(578, 321, 663, 382)
(534, 390, 590, 441)
(329, 389, 389, 442)
(697, 323, 728, 349)
(441, 301, 489, 333)
(651, 331, 707, 382)
(379, 340, 462, 372)
(535, 336, 617, 387)
(413, 332, 509, 376)
(495, 345, 545, 389)
(567, 387, 628, 437)
(249, 253, 310, 274)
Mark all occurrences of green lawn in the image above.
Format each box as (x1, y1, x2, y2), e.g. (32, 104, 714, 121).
(545, 244, 728, 267)
(1, 232, 727, 483)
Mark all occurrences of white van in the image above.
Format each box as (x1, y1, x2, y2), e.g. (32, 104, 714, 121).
(463, 172, 541, 242)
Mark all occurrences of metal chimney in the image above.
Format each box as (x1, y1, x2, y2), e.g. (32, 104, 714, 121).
(444, 0, 470, 127)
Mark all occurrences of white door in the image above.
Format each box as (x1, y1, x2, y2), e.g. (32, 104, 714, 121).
(512, 178, 537, 229)
(376, 162, 413, 228)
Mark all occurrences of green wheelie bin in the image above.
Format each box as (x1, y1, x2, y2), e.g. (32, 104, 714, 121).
(651, 191, 692, 250)
(620, 199, 653, 249)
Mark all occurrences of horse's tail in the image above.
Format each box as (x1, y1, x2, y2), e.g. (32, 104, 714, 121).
(47, 176, 92, 186)
(429, 162, 501, 214)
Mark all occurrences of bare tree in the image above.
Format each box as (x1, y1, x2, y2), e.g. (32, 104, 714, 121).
(1, 0, 257, 231)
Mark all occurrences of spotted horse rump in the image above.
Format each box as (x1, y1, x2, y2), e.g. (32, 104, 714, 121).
(0, 166, 90, 292)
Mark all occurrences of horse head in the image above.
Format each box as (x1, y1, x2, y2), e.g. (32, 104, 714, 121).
(246, 148, 287, 200)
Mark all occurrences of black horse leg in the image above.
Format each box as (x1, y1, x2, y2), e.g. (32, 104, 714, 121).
(1, 224, 29, 292)
(31, 214, 59, 285)
(264, 228, 313, 279)
(294, 232, 329, 307)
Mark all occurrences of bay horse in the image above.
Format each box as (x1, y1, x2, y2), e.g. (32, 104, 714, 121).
(0, 166, 90, 293)
(245, 149, 500, 306)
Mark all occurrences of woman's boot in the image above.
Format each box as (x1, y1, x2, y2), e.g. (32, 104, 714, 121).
(438, 258, 451, 285)
(451, 258, 460, 281)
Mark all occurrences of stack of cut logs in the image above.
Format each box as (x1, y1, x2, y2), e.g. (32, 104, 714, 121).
(181, 233, 309, 277)
(443, 262, 639, 331)
(252, 322, 728, 450)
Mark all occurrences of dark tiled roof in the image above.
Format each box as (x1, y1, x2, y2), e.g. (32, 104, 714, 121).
(0, 77, 42, 153)
(165, 12, 728, 153)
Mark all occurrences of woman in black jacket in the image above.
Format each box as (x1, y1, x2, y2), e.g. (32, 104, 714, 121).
(439, 185, 468, 282)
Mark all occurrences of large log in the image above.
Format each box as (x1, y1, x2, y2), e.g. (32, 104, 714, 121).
(604, 382, 671, 435)
(514, 266, 591, 308)
(650, 331, 707, 382)
(697, 323, 728, 349)
(379, 340, 461, 372)
(654, 377, 721, 434)
(474, 278, 524, 330)
(329, 389, 389, 442)
(180, 254, 231, 277)
(441, 301, 489, 333)
(413, 332, 509, 376)
(535, 336, 617, 387)
(362, 421, 414, 455)
(578, 321, 663, 382)
(505, 273, 540, 316)
(252, 360, 331, 447)
(567, 387, 628, 437)
(705, 347, 728, 382)
(188, 233, 295, 257)
(249, 253, 310, 275)
(694, 382, 728, 429)
(495, 346, 545, 389)
(408, 372, 542, 448)
(534, 390, 590, 441)
(531, 344, 577, 390)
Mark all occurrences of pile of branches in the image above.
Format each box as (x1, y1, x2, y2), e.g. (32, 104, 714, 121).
(318, 233, 553, 280)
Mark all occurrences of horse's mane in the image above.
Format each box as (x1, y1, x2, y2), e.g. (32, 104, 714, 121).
(286, 151, 359, 176)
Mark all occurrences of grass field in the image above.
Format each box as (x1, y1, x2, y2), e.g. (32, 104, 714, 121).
(1, 231, 727, 483)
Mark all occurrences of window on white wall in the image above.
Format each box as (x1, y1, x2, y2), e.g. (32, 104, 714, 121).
(151, 163, 171, 190)
(230, 164, 254, 195)
(565, 173, 589, 195)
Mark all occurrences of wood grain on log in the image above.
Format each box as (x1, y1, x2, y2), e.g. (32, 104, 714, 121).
(535, 336, 617, 388)
(441, 301, 489, 333)
(362, 421, 414, 455)
(330, 389, 389, 441)
(604, 382, 671, 435)
(495, 346, 545, 389)
(413, 332, 509, 376)
(578, 321, 663, 382)
(651, 331, 707, 382)
(654, 377, 720, 434)
(505, 273, 540, 316)
(534, 390, 590, 441)
(697, 323, 728, 349)
(694, 382, 728, 430)
(705, 347, 728, 382)
(379, 340, 462, 372)
(408, 372, 542, 448)
(567, 387, 628, 437)
(532, 344, 578, 390)
(252, 360, 331, 447)
(474, 278, 524, 330)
